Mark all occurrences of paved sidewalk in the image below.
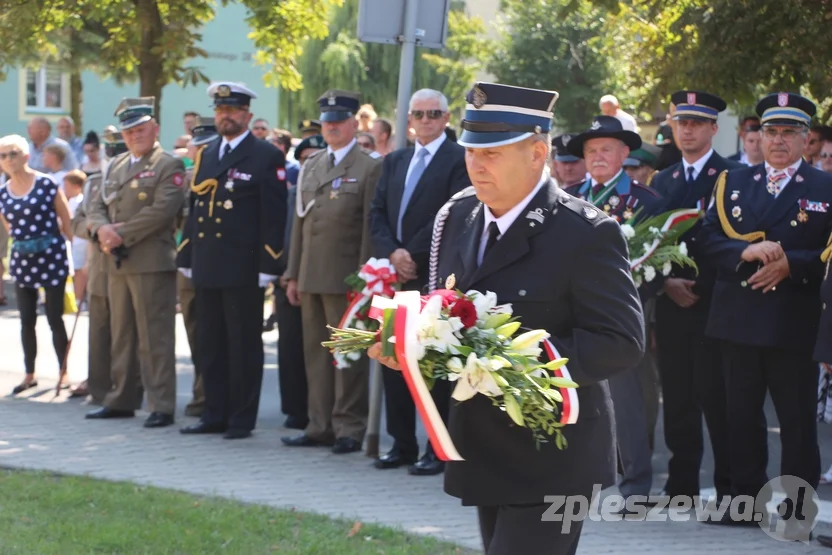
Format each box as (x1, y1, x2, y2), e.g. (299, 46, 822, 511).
(0, 292, 831, 552)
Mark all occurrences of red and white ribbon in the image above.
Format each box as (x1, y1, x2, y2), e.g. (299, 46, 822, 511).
(543, 339, 579, 425)
(629, 208, 700, 271)
(338, 258, 397, 329)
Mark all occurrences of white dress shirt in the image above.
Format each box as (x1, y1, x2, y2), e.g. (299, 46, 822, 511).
(219, 130, 250, 160)
(682, 148, 714, 182)
(478, 172, 548, 265)
(405, 133, 446, 185)
(328, 138, 357, 166)
(764, 158, 803, 197)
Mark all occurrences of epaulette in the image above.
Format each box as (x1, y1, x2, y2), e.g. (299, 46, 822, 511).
(557, 191, 609, 225)
(631, 180, 660, 197)
(449, 186, 477, 202)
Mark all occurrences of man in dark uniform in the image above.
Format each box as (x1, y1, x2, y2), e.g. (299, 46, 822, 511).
(565, 116, 661, 223)
(372, 82, 644, 554)
(298, 119, 322, 139)
(177, 116, 218, 418)
(565, 115, 661, 508)
(274, 134, 326, 430)
(700, 93, 832, 534)
(549, 133, 586, 195)
(649, 91, 742, 502)
(368, 88, 470, 475)
(179, 82, 287, 439)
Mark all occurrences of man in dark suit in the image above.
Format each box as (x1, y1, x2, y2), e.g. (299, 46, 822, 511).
(650, 91, 743, 502)
(372, 82, 644, 554)
(178, 82, 287, 439)
(700, 93, 832, 535)
(369, 88, 471, 476)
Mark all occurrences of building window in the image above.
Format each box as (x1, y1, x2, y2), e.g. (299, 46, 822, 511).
(25, 66, 66, 111)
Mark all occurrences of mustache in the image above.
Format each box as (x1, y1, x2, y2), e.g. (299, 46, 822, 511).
(591, 161, 608, 168)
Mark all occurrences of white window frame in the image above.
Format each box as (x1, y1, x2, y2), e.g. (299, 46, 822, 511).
(23, 65, 69, 114)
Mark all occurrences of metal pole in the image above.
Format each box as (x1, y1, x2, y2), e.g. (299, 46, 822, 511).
(365, 0, 419, 458)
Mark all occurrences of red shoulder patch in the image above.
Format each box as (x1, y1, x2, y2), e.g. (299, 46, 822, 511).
(277, 168, 286, 181)
(173, 173, 184, 188)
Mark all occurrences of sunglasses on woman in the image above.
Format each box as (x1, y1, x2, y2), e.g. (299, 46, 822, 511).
(0, 150, 22, 160)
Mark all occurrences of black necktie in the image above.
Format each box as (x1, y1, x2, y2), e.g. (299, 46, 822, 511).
(686, 166, 695, 184)
(329, 153, 336, 169)
(222, 143, 232, 160)
(482, 222, 500, 264)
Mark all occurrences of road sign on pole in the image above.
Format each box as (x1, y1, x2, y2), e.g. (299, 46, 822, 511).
(358, 0, 451, 51)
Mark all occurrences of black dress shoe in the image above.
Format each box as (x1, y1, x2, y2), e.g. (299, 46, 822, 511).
(374, 449, 418, 469)
(143, 412, 174, 428)
(12, 381, 38, 395)
(283, 415, 309, 430)
(817, 534, 832, 548)
(180, 421, 227, 434)
(85, 407, 135, 419)
(408, 452, 445, 476)
(332, 437, 362, 454)
(281, 434, 334, 447)
(223, 428, 252, 440)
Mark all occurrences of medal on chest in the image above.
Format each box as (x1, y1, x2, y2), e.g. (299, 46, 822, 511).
(797, 199, 810, 223)
(330, 177, 342, 200)
(622, 196, 639, 221)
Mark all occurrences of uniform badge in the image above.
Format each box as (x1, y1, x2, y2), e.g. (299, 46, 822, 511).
(277, 168, 286, 181)
(327, 92, 337, 106)
(673, 170, 680, 179)
(687, 92, 696, 105)
(471, 86, 487, 109)
(732, 206, 742, 219)
(591, 120, 602, 130)
(218, 85, 231, 98)
(708, 168, 717, 176)
(223, 199, 233, 210)
(754, 173, 762, 181)
(561, 135, 571, 146)
(778, 93, 788, 107)
(225, 180, 234, 191)
(525, 208, 545, 226)
(795, 174, 804, 183)
(137, 192, 148, 201)
(445, 274, 456, 290)
(130, 179, 139, 189)
(609, 196, 620, 208)
(583, 207, 597, 219)
(173, 173, 184, 188)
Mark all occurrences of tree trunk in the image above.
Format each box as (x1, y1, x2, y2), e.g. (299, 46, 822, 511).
(136, 0, 165, 128)
(69, 70, 83, 133)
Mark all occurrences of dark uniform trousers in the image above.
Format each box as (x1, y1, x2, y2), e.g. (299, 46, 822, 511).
(654, 294, 731, 497)
(198, 285, 265, 431)
(301, 292, 368, 442)
(177, 272, 203, 412)
(477, 499, 586, 555)
(105, 271, 177, 413)
(87, 291, 114, 404)
(383, 366, 450, 458)
(275, 285, 307, 419)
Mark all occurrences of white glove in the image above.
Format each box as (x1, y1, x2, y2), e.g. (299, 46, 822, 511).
(177, 268, 192, 278)
(259, 273, 277, 288)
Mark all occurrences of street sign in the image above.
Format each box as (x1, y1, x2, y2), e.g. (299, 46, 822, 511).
(357, 0, 451, 50)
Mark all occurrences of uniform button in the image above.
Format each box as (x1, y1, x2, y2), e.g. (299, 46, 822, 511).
(198, 232, 204, 238)
(824, 302, 827, 310)
(198, 201, 204, 207)
(198, 217, 204, 223)
(215, 218, 221, 223)
(216, 232, 222, 238)
(518, 289, 527, 296)
(216, 201, 222, 207)
(741, 280, 748, 288)
(803, 278, 809, 284)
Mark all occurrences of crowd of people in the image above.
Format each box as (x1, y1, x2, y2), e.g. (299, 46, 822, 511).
(1, 79, 831, 554)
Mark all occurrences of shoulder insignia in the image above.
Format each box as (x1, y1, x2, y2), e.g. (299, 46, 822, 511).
(557, 192, 608, 225)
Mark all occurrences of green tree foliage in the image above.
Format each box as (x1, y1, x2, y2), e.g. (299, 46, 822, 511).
(0, 0, 340, 126)
(490, 0, 619, 131)
(602, 0, 832, 121)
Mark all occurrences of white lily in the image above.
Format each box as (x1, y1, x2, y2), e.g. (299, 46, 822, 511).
(644, 265, 657, 282)
(467, 290, 498, 319)
(662, 261, 672, 276)
(678, 241, 688, 256)
(508, 329, 550, 357)
(620, 224, 636, 239)
(451, 353, 504, 401)
(414, 295, 462, 359)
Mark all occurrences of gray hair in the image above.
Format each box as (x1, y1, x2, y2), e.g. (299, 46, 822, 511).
(0, 134, 30, 156)
(531, 133, 552, 159)
(58, 116, 75, 128)
(599, 94, 619, 108)
(409, 89, 449, 112)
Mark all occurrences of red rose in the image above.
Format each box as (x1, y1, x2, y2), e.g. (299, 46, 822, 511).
(450, 299, 478, 329)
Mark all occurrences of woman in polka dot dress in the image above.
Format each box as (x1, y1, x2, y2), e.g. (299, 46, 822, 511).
(0, 134, 73, 395)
